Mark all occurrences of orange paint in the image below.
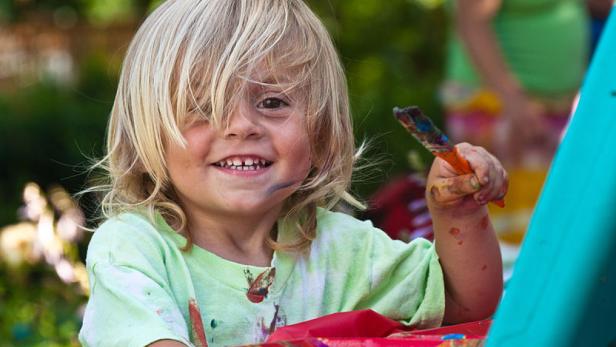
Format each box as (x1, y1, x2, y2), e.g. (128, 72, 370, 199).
(189, 298, 208, 347)
(436, 148, 473, 175)
(394, 106, 504, 207)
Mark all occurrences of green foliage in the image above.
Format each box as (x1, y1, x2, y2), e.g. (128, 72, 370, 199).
(0, 264, 85, 346)
(0, 53, 116, 227)
(310, 0, 448, 196)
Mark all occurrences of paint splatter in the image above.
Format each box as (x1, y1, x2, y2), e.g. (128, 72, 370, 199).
(245, 268, 276, 303)
(266, 180, 298, 195)
(210, 319, 218, 329)
(449, 227, 464, 245)
(481, 264, 487, 271)
(480, 216, 489, 230)
(268, 304, 281, 334)
(449, 227, 460, 236)
(189, 299, 208, 347)
(256, 303, 287, 340)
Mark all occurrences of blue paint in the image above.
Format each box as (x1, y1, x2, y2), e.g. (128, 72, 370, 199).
(442, 333, 466, 340)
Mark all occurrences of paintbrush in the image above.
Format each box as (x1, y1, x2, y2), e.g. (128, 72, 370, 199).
(393, 105, 504, 207)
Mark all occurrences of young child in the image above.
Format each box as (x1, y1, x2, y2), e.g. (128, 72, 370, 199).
(79, 1, 507, 346)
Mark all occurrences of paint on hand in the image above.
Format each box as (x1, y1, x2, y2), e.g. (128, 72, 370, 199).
(245, 268, 276, 303)
(394, 105, 504, 207)
(189, 298, 208, 347)
(429, 181, 463, 203)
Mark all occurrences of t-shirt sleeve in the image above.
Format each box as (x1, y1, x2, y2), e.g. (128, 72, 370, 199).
(328, 213, 444, 329)
(78, 217, 193, 347)
(360, 229, 444, 328)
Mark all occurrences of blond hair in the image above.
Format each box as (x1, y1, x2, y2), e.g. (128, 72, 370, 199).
(92, 0, 362, 251)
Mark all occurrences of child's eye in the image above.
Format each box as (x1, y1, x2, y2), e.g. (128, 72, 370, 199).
(257, 97, 289, 109)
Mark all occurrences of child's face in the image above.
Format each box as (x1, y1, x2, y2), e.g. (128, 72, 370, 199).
(165, 70, 311, 222)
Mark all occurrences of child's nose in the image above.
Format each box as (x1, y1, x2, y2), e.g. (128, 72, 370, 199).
(223, 108, 264, 140)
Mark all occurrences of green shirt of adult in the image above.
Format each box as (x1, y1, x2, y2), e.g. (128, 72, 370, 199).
(446, 0, 589, 97)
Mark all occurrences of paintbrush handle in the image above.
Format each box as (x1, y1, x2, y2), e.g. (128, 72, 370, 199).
(394, 105, 505, 208)
(436, 147, 474, 175)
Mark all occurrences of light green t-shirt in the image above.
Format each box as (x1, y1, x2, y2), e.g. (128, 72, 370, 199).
(78, 208, 444, 347)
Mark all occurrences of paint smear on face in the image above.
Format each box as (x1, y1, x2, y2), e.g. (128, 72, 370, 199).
(245, 268, 276, 303)
(188, 298, 208, 347)
(265, 180, 298, 196)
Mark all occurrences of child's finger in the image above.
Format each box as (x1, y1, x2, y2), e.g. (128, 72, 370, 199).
(428, 173, 481, 204)
(473, 163, 508, 205)
(474, 178, 500, 204)
(455, 143, 491, 184)
(455, 143, 508, 205)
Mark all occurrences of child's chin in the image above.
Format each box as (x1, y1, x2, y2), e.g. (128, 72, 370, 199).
(222, 199, 282, 216)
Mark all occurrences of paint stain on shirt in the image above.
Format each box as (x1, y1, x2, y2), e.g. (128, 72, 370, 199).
(189, 298, 208, 347)
(245, 268, 276, 303)
(256, 303, 287, 341)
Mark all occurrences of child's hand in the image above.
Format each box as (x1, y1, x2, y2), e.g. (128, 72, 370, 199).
(426, 143, 508, 211)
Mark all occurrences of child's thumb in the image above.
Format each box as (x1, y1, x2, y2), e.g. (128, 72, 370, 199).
(428, 174, 481, 204)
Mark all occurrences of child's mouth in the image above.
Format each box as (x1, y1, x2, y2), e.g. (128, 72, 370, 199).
(213, 156, 273, 171)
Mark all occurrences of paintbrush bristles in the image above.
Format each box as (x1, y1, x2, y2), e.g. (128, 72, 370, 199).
(393, 106, 452, 153)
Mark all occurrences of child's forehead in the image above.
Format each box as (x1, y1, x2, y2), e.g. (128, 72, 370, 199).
(239, 63, 306, 95)
(244, 63, 298, 86)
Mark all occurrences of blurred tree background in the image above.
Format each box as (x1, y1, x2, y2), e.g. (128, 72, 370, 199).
(0, 0, 448, 345)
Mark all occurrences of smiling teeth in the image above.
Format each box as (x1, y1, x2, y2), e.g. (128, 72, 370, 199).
(215, 158, 271, 170)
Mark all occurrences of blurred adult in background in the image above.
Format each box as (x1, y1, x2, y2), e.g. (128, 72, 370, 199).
(440, 0, 589, 252)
